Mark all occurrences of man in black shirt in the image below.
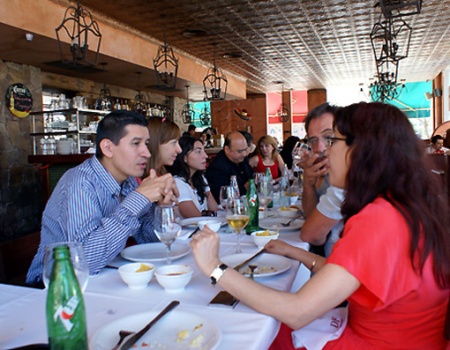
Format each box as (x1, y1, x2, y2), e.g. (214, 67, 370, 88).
(206, 132, 253, 203)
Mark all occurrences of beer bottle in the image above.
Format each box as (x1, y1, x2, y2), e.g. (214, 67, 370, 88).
(246, 179, 259, 234)
(46, 245, 88, 349)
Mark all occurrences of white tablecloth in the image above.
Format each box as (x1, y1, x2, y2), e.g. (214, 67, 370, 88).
(0, 225, 310, 350)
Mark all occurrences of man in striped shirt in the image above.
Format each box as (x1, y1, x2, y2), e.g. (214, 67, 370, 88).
(26, 111, 178, 286)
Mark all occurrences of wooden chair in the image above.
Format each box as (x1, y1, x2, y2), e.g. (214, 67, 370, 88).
(0, 231, 41, 286)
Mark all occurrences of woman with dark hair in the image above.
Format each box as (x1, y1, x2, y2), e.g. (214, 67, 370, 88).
(169, 136, 218, 218)
(249, 135, 285, 179)
(147, 117, 181, 176)
(279, 135, 301, 169)
(190, 102, 450, 349)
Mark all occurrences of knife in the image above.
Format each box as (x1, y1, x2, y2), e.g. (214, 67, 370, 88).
(188, 226, 200, 238)
(233, 248, 266, 271)
(115, 300, 180, 350)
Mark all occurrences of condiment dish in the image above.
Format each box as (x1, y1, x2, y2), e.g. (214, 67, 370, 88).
(155, 264, 193, 292)
(251, 230, 279, 248)
(118, 262, 155, 290)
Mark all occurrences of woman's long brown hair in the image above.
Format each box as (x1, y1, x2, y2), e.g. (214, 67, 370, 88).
(336, 102, 450, 289)
(147, 117, 180, 176)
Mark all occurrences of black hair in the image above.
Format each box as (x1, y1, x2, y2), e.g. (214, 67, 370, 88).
(95, 110, 148, 159)
(169, 136, 208, 204)
(431, 135, 444, 144)
(238, 130, 254, 147)
(304, 102, 338, 133)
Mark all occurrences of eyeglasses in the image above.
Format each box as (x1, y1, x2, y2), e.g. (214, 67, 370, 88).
(307, 135, 347, 148)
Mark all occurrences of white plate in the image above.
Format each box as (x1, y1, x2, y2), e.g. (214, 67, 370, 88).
(259, 217, 304, 232)
(121, 242, 191, 262)
(90, 310, 221, 350)
(220, 253, 292, 278)
(181, 216, 226, 228)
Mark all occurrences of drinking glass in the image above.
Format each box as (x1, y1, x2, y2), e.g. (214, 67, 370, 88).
(42, 241, 89, 292)
(154, 205, 182, 264)
(219, 185, 237, 210)
(253, 172, 264, 188)
(257, 176, 274, 212)
(226, 197, 249, 254)
(292, 142, 312, 165)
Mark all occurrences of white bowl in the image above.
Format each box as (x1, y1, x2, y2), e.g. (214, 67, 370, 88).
(155, 264, 193, 293)
(251, 230, 279, 248)
(197, 219, 221, 232)
(277, 207, 299, 218)
(118, 262, 155, 290)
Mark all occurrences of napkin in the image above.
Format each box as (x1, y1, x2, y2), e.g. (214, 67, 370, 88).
(291, 306, 348, 350)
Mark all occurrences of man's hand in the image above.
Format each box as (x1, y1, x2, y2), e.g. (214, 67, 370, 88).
(300, 154, 328, 188)
(136, 169, 179, 204)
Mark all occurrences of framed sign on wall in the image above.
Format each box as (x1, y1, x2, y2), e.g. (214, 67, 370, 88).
(5, 83, 33, 118)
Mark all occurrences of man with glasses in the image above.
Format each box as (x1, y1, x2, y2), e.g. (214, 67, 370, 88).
(206, 131, 254, 203)
(299, 103, 345, 257)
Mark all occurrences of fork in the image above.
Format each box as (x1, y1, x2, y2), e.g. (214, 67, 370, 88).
(281, 215, 301, 227)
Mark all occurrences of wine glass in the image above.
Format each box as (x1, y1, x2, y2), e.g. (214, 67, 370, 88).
(154, 205, 182, 264)
(43, 242, 89, 292)
(257, 176, 274, 212)
(253, 172, 264, 188)
(292, 142, 312, 165)
(226, 197, 249, 254)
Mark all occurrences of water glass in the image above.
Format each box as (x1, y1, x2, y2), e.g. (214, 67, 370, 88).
(154, 205, 181, 264)
(42, 241, 89, 292)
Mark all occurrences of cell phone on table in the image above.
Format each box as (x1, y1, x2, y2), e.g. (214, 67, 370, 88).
(208, 291, 239, 308)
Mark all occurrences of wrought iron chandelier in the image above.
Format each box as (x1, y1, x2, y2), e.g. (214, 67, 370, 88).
(133, 72, 147, 115)
(181, 85, 195, 124)
(199, 102, 211, 126)
(276, 82, 290, 122)
(376, 0, 422, 19)
(95, 63, 112, 110)
(203, 45, 228, 100)
(55, 0, 102, 67)
(153, 15, 179, 90)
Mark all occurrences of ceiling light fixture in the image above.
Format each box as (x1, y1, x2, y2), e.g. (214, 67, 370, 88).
(276, 82, 290, 122)
(133, 72, 147, 115)
(203, 44, 228, 101)
(375, 0, 422, 19)
(95, 63, 112, 111)
(181, 85, 195, 124)
(199, 103, 211, 126)
(55, 0, 102, 67)
(153, 14, 179, 90)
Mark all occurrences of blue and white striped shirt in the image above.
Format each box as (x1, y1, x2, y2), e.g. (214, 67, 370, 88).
(26, 156, 158, 284)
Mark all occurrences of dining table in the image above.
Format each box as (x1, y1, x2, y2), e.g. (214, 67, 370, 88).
(0, 211, 310, 350)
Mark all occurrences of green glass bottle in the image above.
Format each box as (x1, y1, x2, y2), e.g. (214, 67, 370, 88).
(246, 179, 259, 234)
(264, 167, 274, 208)
(46, 245, 88, 350)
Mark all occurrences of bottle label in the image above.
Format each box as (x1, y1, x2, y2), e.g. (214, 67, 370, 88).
(54, 295, 80, 332)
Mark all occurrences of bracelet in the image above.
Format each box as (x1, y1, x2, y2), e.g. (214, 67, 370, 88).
(210, 263, 228, 285)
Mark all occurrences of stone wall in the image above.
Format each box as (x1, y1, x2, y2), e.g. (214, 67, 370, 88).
(0, 60, 45, 242)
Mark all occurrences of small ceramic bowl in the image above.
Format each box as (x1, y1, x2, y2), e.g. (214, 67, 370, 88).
(197, 219, 221, 232)
(251, 230, 279, 248)
(277, 207, 299, 218)
(155, 264, 193, 293)
(118, 262, 155, 290)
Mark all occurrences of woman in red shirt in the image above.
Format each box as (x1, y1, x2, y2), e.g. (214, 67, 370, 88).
(190, 102, 450, 349)
(249, 135, 285, 180)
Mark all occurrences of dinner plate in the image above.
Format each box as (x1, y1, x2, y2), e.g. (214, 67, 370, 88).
(121, 242, 191, 262)
(89, 310, 221, 350)
(180, 216, 226, 228)
(220, 253, 292, 278)
(259, 217, 304, 232)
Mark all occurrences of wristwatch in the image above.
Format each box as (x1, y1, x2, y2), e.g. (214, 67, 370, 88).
(210, 263, 228, 285)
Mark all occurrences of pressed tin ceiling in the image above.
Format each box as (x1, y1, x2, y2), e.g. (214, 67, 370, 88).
(1, 0, 449, 99)
(77, 0, 450, 95)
